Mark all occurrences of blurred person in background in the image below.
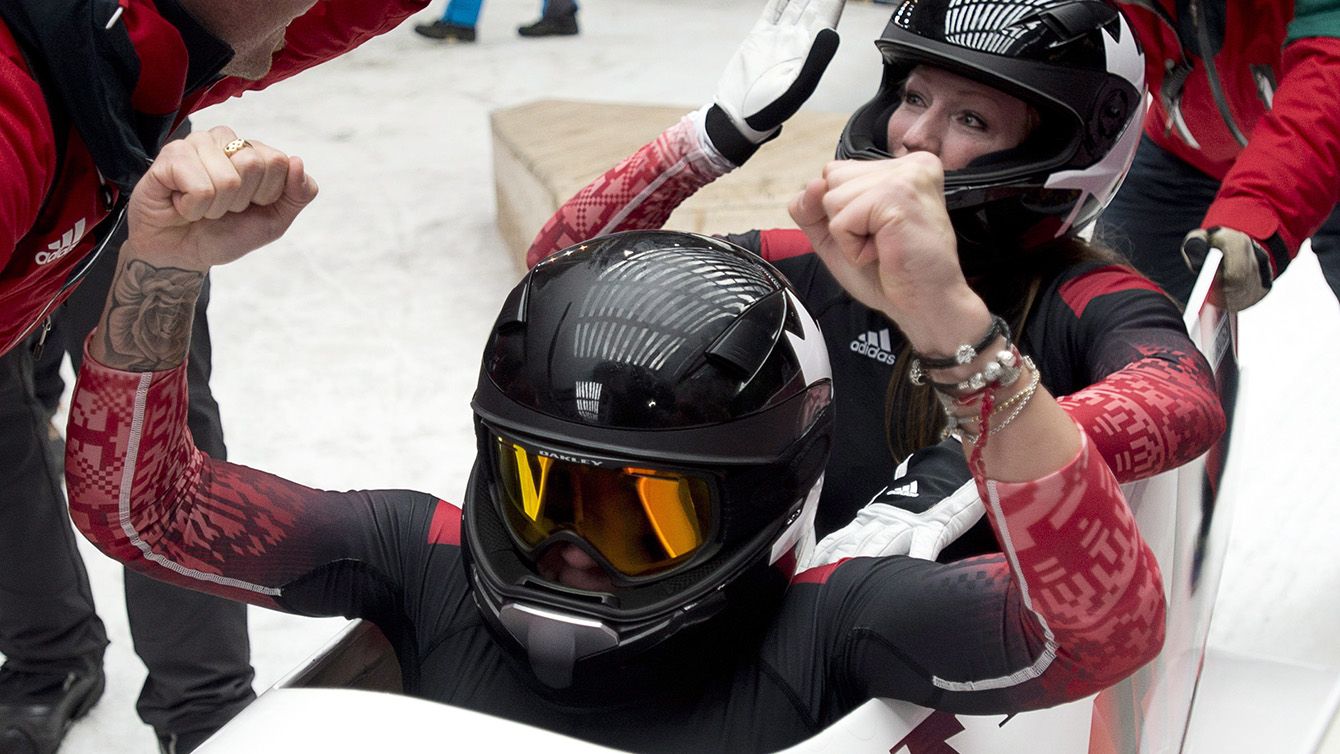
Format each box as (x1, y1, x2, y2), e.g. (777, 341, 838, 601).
(414, 0, 579, 42)
(1095, 0, 1340, 312)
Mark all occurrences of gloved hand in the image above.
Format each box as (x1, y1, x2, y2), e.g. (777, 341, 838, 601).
(805, 478, 984, 566)
(1181, 226, 1273, 312)
(700, 0, 844, 166)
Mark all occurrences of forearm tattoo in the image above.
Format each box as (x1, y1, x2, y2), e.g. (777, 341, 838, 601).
(100, 258, 205, 371)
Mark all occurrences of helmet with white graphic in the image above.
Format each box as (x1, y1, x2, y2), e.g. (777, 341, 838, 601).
(463, 230, 833, 694)
(836, 0, 1146, 250)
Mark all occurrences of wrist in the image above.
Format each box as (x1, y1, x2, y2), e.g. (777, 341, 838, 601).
(682, 107, 740, 177)
(91, 256, 203, 372)
(896, 292, 993, 360)
(939, 354, 1039, 443)
(118, 235, 212, 275)
(700, 104, 771, 167)
(923, 333, 1012, 389)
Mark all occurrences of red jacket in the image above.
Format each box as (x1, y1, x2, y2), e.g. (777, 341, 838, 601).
(1118, 0, 1340, 273)
(0, 0, 426, 356)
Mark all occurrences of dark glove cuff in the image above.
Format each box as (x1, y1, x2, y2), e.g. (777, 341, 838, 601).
(1260, 232, 1289, 280)
(706, 105, 771, 166)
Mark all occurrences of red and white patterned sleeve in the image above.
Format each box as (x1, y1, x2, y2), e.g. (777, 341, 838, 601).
(1059, 354, 1224, 483)
(64, 348, 353, 610)
(526, 109, 736, 268)
(1049, 265, 1226, 483)
(975, 427, 1166, 696)
(828, 430, 1166, 710)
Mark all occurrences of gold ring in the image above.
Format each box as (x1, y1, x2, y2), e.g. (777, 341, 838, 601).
(222, 138, 252, 158)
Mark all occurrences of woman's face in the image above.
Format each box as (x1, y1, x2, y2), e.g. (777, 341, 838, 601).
(885, 66, 1034, 170)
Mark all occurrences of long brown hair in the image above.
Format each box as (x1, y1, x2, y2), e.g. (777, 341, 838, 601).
(881, 234, 1122, 462)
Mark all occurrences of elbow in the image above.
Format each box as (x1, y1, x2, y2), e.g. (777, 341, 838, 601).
(1197, 358, 1229, 455)
(65, 483, 137, 567)
(63, 401, 148, 568)
(64, 444, 137, 567)
(1087, 597, 1166, 697)
(1069, 568, 1167, 697)
(65, 440, 108, 553)
(1133, 587, 1167, 676)
(1105, 550, 1168, 688)
(1207, 394, 1228, 445)
(1181, 387, 1227, 466)
(1171, 375, 1228, 469)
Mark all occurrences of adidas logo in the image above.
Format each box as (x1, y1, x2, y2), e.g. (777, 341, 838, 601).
(850, 328, 896, 365)
(875, 480, 918, 500)
(36, 218, 87, 265)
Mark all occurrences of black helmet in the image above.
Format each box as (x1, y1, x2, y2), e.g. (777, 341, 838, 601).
(463, 230, 833, 693)
(837, 0, 1146, 249)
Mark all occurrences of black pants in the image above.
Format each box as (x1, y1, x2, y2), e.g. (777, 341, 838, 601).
(542, 0, 577, 18)
(1094, 133, 1340, 307)
(3, 203, 255, 736)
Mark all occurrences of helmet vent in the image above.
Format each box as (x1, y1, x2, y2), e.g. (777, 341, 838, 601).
(572, 248, 776, 374)
(895, 0, 1056, 56)
(704, 290, 786, 379)
(894, 0, 1115, 61)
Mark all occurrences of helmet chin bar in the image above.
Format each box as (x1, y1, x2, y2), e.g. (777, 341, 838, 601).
(497, 603, 620, 688)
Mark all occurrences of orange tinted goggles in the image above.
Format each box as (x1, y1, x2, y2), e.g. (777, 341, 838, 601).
(493, 438, 713, 578)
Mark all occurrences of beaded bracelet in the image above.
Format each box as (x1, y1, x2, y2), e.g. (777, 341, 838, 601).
(951, 375, 1039, 444)
(940, 357, 1040, 441)
(915, 345, 1025, 395)
(910, 315, 1009, 371)
(987, 362, 1040, 416)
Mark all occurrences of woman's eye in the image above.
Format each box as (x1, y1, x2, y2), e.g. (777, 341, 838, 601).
(960, 112, 988, 130)
(901, 91, 925, 107)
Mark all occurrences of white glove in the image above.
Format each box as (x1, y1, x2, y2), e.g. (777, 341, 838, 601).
(803, 479, 985, 567)
(1181, 227, 1274, 312)
(703, 0, 844, 165)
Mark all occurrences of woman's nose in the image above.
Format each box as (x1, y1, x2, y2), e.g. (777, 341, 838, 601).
(899, 114, 941, 157)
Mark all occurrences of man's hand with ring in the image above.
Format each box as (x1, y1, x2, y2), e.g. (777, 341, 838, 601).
(222, 138, 252, 157)
(123, 126, 320, 272)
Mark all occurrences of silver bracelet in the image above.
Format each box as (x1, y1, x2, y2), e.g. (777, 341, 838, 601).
(911, 315, 1009, 370)
(914, 346, 1024, 394)
(942, 357, 1039, 441)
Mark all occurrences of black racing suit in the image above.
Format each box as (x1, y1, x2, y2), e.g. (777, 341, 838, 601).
(67, 347, 1165, 753)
